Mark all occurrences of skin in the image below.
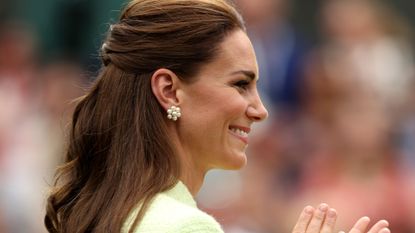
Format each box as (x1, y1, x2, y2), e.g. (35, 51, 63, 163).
(152, 29, 268, 194)
(177, 29, 268, 185)
(293, 203, 390, 233)
(151, 30, 391, 233)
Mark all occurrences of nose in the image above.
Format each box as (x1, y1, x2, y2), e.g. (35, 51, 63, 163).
(247, 93, 268, 122)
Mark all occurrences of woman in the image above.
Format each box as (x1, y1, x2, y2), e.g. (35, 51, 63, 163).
(44, 0, 391, 232)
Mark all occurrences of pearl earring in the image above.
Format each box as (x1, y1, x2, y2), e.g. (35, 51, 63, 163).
(167, 106, 181, 121)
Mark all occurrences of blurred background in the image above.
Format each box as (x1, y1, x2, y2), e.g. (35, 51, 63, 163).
(0, 0, 414, 232)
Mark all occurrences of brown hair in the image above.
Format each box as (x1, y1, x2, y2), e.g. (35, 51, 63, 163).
(44, 0, 245, 232)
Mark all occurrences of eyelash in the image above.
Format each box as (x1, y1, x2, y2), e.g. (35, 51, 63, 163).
(233, 80, 250, 90)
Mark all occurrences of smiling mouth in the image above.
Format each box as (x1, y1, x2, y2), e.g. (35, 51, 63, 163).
(229, 126, 249, 144)
(229, 127, 249, 137)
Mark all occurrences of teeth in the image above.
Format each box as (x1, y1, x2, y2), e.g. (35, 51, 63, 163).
(230, 127, 248, 137)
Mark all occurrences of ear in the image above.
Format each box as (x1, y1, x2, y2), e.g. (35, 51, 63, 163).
(151, 68, 181, 110)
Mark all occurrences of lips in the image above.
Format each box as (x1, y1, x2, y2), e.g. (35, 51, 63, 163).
(229, 125, 250, 144)
(229, 127, 249, 137)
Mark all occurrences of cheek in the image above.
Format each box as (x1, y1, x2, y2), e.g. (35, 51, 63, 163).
(182, 85, 247, 125)
(218, 95, 247, 117)
(180, 100, 245, 145)
(202, 97, 246, 123)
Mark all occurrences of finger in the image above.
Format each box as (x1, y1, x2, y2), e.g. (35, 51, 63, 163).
(378, 228, 390, 233)
(367, 220, 389, 233)
(305, 203, 329, 233)
(292, 206, 314, 233)
(349, 217, 371, 233)
(320, 208, 338, 233)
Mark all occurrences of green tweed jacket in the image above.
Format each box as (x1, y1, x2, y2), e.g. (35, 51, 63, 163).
(122, 181, 224, 233)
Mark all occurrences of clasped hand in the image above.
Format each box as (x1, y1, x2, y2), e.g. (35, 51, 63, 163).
(292, 204, 390, 233)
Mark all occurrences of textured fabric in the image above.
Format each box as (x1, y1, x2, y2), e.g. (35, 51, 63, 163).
(122, 181, 224, 233)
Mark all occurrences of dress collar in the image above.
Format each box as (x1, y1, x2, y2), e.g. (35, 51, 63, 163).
(164, 181, 197, 208)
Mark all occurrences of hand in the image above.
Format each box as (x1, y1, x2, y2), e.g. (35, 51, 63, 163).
(340, 216, 390, 233)
(292, 203, 390, 233)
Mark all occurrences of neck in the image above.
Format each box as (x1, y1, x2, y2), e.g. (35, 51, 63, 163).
(178, 147, 208, 196)
(170, 134, 206, 196)
(179, 166, 205, 196)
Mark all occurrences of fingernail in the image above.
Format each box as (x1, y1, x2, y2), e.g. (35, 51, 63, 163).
(304, 205, 314, 214)
(362, 216, 370, 222)
(381, 220, 389, 226)
(319, 203, 328, 212)
(380, 228, 390, 233)
(328, 208, 337, 217)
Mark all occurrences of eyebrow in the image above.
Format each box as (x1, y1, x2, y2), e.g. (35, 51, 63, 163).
(230, 70, 257, 81)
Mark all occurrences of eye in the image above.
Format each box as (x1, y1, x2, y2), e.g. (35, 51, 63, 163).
(233, 79, 250, 90)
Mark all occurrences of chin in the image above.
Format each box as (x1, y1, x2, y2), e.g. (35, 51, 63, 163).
(221, 152, 247, 170)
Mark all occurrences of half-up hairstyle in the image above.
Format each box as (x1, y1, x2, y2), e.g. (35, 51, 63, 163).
(45, 0, 245, 232)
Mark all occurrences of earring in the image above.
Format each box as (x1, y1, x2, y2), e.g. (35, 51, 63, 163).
(167, 106, 181, 121)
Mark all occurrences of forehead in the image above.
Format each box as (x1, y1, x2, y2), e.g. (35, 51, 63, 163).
(196, 30, 258, 79)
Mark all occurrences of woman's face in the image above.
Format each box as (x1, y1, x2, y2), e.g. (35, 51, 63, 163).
(177, 29, 268, 172)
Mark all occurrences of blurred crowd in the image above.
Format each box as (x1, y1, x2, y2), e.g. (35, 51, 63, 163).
(0, 23, 86, 232)
(1, 0, 414, 233)
(198, 0, 415, 233)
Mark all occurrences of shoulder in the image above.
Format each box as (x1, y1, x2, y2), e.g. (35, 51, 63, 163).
(130, 193, 224, 233)
(167, 204, 223, 233)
